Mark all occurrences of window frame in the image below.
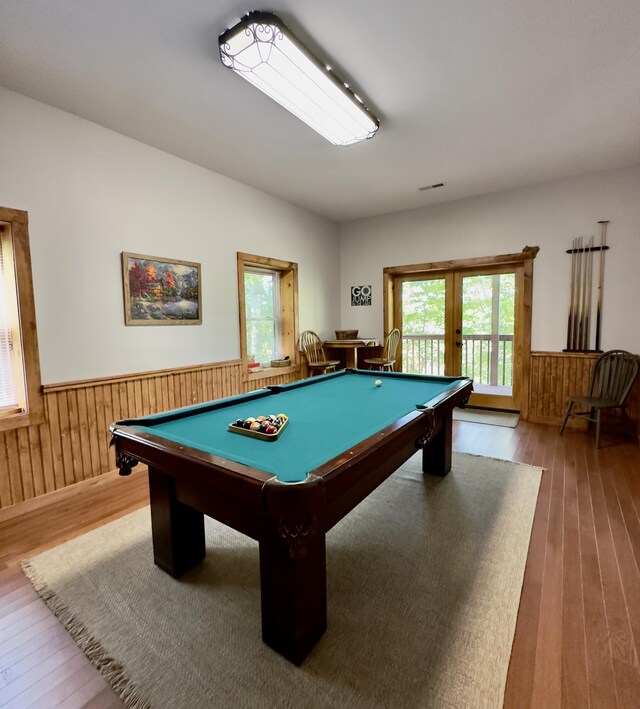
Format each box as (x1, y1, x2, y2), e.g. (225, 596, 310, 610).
(0, 207, 44, 432)
(237, 252, 299, 382)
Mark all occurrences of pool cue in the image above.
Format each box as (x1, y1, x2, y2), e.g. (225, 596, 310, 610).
(567, 237, 573, 350)
(583, 235, 594, 350)
(573, 236, 581, 350)
(595, 220, 608, 351)
(581, 235, 591, 349)
(575, 236, 584, 350)
(567, 236, 577, 350)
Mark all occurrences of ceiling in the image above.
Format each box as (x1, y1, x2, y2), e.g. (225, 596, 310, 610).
(1, 0, 639, 222)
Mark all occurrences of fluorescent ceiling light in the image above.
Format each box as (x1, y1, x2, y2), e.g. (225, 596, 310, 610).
(219, 12, 379, 146)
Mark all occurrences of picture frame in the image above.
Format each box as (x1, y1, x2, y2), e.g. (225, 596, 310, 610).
(121, 252, 202, 325)
(351, 285, 372, 306)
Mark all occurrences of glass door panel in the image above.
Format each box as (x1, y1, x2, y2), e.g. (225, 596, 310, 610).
(401, 278, 447, 375)
(458, 271, 517, 409)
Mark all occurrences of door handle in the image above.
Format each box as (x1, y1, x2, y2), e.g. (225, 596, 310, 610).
(455, 340, 463, 347)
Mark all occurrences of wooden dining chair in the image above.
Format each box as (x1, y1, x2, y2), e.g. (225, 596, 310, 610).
(363, 328, 401, 371)
(559, 349, 639, 448)
(299, 330, 340, 375)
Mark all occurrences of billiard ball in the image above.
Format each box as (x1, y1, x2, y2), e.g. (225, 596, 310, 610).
(234, 418, 244, 427)
(250, 421, 261, 431)
(265, 425, 277, 434)
(375, 379, 382, 387)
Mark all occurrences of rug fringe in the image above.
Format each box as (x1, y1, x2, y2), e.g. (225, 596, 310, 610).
(21, 559, 151, 709)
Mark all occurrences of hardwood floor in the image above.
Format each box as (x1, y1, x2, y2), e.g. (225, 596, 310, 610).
(1, 419, 639, 707)
(453, 418, 640, 709)
(0, 470, 148, 708)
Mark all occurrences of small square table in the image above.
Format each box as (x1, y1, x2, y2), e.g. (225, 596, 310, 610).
(322, 338, 382, 369)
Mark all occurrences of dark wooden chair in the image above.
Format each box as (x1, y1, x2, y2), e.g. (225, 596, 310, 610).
(559, 349, 639, 448)
(299, 330, 340, 375)
(363, 328, 401, 371)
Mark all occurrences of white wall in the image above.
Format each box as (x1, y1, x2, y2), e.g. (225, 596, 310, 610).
(0, 88, 340, 384)
(339, 164, 640, 353)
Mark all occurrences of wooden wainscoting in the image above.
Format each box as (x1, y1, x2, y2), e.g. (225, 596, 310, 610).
(528, 351, 640, 431)
(3, 351, 636, 510)
(0, 360, 301, 510)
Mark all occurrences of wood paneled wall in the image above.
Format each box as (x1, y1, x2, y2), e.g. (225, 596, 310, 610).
(528, 351, 640, 429)
(2, 352, 636, 511)
(0, 360, 301, 510)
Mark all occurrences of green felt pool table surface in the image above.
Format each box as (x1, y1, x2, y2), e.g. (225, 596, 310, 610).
(129, 369, 465, 482)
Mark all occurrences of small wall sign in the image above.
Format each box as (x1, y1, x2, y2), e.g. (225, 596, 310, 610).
(351, 285, 372, 306)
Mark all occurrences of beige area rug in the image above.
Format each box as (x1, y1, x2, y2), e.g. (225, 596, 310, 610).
(23, 452, 541, 709)
(453, 408, 520, 428)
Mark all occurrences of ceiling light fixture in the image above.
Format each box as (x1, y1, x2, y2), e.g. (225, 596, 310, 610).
(219, 11, 379, 146)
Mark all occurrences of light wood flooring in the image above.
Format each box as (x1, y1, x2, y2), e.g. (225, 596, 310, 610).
(1, 419, 639, 707)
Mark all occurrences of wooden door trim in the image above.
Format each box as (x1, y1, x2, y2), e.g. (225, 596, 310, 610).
(384, 249, 537, 277)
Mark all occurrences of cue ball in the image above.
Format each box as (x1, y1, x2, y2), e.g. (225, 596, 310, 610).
(375, 379, 382, 387)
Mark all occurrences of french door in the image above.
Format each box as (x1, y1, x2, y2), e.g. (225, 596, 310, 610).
(384, 252, 534, 414)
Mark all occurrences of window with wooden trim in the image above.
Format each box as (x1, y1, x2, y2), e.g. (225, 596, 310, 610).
(237, 253, 299, 379)
(0, 207, 44, 431)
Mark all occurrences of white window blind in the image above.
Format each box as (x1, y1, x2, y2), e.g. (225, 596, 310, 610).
(0, 235, 17, 410)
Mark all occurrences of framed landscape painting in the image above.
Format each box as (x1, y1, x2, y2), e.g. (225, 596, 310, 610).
(122, 252, 202, 325)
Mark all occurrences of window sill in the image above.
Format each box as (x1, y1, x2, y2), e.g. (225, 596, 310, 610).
(0, 406, 45, 432)
(243, 364, 300, 384)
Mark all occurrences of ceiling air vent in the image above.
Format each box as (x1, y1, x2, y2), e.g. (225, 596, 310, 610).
(418, 182, 446, 191)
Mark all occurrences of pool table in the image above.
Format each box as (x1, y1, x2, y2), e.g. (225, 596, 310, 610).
(109, 369, 472, 664)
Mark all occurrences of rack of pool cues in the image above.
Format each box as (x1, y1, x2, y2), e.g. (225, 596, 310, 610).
(564, 220, 609, 353)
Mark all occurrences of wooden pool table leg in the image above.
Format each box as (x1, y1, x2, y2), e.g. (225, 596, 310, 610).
(422, 414, 453, 476)
(148, 466, 205, 578)
(260, 475, 327, 665)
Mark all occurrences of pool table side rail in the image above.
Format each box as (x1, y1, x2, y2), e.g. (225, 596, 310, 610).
(313, 377, 473, 529)
(109, 424, 271, 540)
(266, 368, 469, 395)
(414, 376, 473, 410)
(112, 387, 273, 427)
(317, 409, 429, 529)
